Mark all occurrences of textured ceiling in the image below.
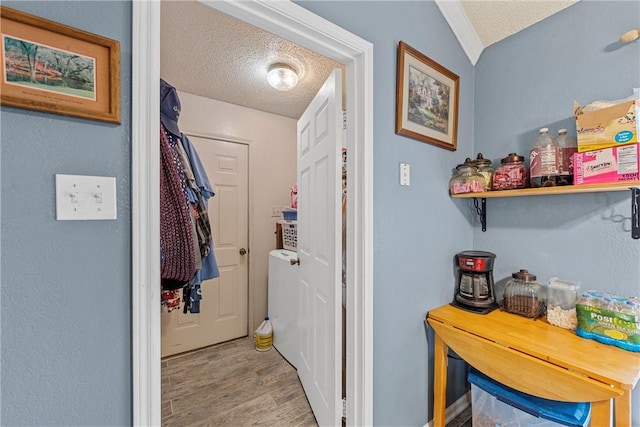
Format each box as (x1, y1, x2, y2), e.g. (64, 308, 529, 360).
(160, 1, 578, 119)
(461, 0, 578, 48)
(160, 1, 343, 120)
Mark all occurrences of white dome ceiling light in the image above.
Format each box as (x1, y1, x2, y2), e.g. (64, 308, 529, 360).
(620, 29, 639, 43)
(267, 63, 299, 91)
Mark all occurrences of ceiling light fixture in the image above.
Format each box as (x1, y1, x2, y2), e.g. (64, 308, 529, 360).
(620, 29, 639, 43)
(267, 63, 299, 91)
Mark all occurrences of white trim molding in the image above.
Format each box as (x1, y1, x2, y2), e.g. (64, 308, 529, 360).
(131, 1, 161, 426)
(131, 1, 374, 426)
(435, 0, 484, 65)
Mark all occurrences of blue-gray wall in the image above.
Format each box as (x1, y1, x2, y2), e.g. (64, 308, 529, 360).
(473, 0, 640, 423)
(296, 2, 476, 425)
(1, 2, 132, 426)
(2, 1, 638, 426)
(299, 1, 474, 426)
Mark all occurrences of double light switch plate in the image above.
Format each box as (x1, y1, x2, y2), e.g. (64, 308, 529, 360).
(55, 174, 117, 220)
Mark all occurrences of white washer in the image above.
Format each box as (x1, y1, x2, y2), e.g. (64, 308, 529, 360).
(268, 249, 300, 368)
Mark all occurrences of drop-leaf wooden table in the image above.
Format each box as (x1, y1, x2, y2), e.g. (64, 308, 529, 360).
(427, 304, 640, 426)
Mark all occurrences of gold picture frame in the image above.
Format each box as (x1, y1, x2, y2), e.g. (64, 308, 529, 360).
(396, 41, 459, 151)
(1, 6, 120, 124)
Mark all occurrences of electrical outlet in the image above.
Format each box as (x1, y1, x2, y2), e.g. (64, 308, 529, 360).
(271, 206, 282, 217)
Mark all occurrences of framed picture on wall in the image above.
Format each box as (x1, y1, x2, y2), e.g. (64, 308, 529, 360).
(0, 6, 120, 124)
(395, 41, 459, 151)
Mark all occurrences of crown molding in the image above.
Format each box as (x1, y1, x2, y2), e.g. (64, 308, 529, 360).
(435, 0, 484, 65)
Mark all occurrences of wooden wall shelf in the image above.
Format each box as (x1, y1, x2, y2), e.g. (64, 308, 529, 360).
(451, 181, 640, 199)
(450, 181, 640, 237)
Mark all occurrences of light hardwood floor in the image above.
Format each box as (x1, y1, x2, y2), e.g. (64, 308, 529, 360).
(162, 336, 317, 426)
(162, 336, 472, 426)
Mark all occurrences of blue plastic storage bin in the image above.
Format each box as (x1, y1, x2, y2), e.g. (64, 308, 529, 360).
(468, 368, 591, 426)
(282, 209, 297, 221)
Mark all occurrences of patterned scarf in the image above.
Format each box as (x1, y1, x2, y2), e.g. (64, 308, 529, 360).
(160, 124, 196, 281)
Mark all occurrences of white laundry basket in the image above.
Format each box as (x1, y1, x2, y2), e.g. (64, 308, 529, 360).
(278, 220, 297, 251)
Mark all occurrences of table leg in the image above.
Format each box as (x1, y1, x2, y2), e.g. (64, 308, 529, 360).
(433, 332, 448, 427)
(614, 391, 631, 426)
(591, 398, 613, 427)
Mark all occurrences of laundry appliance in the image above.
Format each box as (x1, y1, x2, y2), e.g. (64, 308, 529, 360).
(268, 249, 300, 368)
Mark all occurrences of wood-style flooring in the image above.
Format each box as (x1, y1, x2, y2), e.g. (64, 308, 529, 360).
(162, 336, 317, 426)
(447, 406, 472, 427)
(162, 336, 473, 426)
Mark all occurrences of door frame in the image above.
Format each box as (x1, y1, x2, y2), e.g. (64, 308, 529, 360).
(131, 1, 374, 426)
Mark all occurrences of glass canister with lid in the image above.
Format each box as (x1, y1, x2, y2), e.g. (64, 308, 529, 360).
(449, 158, 486, 195)
(492, 153, 529, 190)
(474, 153, 494, 191)
(502, 269, 546, 319)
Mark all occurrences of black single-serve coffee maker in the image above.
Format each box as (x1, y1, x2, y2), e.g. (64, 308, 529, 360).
(452, 250, 498, 314)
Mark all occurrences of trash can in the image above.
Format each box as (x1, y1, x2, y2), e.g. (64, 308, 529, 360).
(468, 368, 591, 426)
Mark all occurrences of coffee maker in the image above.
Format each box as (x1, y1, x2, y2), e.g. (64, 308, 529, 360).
(452, 250, 498, 314)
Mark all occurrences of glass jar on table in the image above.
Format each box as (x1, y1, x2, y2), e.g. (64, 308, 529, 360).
(503, 269, 546, 319)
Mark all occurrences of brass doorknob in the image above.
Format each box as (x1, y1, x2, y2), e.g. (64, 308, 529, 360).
(239, 248, 247, 255)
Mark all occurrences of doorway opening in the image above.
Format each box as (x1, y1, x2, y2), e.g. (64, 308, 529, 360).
(131, 2, 374, 425)
(160, 133, 250, 358)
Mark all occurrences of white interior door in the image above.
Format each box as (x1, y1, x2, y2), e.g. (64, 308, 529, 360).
(297, 69, 343, 427)
(161, 137, 249, 357)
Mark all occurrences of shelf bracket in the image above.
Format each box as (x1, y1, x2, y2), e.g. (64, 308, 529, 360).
(632, 187, 639, 239)
(473, 197, 487, 232)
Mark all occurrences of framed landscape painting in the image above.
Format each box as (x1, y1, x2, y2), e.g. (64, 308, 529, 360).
(396, 41, 459, 151)
(1, 6, 120, 124)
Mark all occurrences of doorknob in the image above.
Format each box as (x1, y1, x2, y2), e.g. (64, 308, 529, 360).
(290, 258, 300, 265)
(239, 248, 247, 255)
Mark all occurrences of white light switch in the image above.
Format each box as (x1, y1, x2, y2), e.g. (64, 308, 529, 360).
(56, 174, 117, 220)
(399, 163, 410, 186)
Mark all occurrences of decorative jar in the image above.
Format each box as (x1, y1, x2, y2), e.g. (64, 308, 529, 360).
(492, 153, 529, 190)
(474, 153, 494, 191)
(449, 159, 486, 195)
(503, 269, 546, 319)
